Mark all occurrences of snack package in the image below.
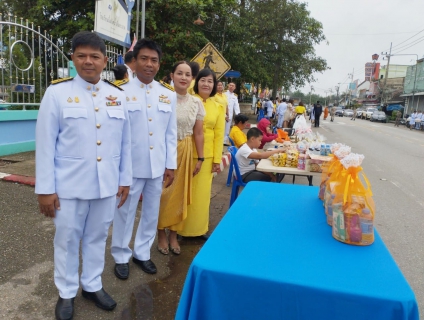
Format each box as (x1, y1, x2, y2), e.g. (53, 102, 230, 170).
(286, 149, 299, 168)
(331, 154, 375, 246)
(269, 153, 287, 167)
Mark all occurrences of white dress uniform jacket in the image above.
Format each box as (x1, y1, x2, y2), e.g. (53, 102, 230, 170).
(35, 75, 132, 199)
(225, 90, 240, 117)
(125, 78, 177, 177)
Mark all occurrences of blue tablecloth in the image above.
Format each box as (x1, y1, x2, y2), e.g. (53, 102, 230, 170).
(176, 182, 419, 320)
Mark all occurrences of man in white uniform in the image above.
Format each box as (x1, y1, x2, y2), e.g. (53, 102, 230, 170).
(276, 98, 288, 128)
(111, 39, 177, 279)
(224, 82, 240, 144)
(124, 51, 136, 81)
(35, 31, 132, 320)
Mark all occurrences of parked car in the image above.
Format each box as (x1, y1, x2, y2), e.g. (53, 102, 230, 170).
(356, 108, 364, 118)
(343, 109, 354, 117)
(363, 107, 378, 119)
(370, 111, 387, 123)
(335, 107, 344, 117)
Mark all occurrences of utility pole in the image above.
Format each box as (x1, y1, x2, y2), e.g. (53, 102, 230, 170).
(136, 0, 140, 39)
(347, 69, 354, 107)
(335, 84, 340, 106)
(141, 0, 145, 38)
(382, 42, 392, 106)
(309, 85, 314, 107)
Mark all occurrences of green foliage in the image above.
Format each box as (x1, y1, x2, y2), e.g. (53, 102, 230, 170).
(2, 0, 328, 93)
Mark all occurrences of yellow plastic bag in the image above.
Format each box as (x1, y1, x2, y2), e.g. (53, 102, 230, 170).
(331, 166, 375, 246)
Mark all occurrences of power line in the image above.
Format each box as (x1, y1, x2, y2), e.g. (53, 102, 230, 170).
(381, 27, 424, 52)
(393, 37, 424, 54)
(390, 35, 424, 52)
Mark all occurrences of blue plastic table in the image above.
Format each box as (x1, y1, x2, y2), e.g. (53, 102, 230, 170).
(176, 182, 419, 320)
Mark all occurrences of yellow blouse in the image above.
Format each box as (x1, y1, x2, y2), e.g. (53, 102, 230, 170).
(187, 79, 196, 95)
(295, 105, 306, 114)
(193, 94, 225, 163)
(229, 126, 247, 148)
(213, 92, 228, 116)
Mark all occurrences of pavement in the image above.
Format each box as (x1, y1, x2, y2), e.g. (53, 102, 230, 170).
(2, 113, 422, 319)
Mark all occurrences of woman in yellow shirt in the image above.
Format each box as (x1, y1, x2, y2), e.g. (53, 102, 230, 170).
(229, 114, 249, 148)
(179, 69, 225, 239)
(214, 80, 229, 118)
(295, 101, 306, 115)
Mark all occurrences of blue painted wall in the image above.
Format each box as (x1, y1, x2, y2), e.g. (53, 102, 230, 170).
(0, 111, 38, 156)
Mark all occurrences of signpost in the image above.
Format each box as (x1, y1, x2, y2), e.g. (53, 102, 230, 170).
(191, 42, 231, 80)
(94, 0, 131, 47)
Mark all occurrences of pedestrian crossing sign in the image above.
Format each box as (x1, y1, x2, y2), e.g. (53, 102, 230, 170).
(191, 42, 231, 80)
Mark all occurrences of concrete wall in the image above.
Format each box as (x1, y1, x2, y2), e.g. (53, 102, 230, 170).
(0, 111, 38, 156)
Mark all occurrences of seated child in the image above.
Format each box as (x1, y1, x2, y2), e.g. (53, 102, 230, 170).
(235, 127, 282, 183)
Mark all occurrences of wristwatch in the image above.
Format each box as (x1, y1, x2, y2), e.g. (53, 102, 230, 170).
(197, 157, 205, 162)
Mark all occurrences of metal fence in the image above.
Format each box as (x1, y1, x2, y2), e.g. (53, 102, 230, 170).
(0, 12, 123, 107)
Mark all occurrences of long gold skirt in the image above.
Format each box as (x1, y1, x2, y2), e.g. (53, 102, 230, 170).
(178, 157, 213, 236)
(157, 136, 193, 231)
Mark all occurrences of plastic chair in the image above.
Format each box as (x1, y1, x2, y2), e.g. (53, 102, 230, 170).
(226, 142, 237, 187)
(228, 146, 247, 208)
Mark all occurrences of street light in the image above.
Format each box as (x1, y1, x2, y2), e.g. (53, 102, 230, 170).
(309, 85, 314, 106)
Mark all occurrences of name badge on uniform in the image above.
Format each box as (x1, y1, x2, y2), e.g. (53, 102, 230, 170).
(159, 94, 171, 104)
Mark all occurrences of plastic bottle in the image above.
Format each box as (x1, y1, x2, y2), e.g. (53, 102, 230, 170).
(348, 214, 362, 243)
(320, 144, 326, 155)
(360, 208, 374, 245)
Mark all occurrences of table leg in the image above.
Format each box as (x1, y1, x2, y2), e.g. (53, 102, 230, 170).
(277, 173, 285, 183)
(292, 175, 296, 184)
(307, 176, 313, 186)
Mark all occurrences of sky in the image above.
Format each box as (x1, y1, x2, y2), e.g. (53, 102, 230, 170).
(300, 0, 424, 96)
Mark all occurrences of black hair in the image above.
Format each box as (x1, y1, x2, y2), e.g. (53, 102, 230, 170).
(298, 101, 304, 106)
(71, 31, 106, 55)
(234, 114, 249, 125)
(194, 68, 217, 97)
(171, 61, 191, 74)
(124, 51, 134, 64)
(112, 64, 128, 80)
(317, 101, 320, 104)
(133, 38, 162, 61)
(282, 98, 286, 102)
(189, 61, 200, 77)
(247, 127, 263, 139)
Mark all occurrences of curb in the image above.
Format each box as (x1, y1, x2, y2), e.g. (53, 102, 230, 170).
(0, 154, 232, 188)
(0, 172, 36, 187)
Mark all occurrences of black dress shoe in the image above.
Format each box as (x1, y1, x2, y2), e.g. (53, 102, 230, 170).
(132, 257, 157, 274)
(81, 288, 116, 311)
(55, 297, 74, 320)
(114, 263, 129, 280)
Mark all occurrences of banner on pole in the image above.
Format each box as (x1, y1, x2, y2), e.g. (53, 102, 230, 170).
(94, 0, 131, 47)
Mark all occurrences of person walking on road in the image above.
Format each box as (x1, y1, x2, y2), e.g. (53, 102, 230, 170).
(395, 110, 401, 127)
(409, 110, 417, 130)
(313, 101, 323, 127)
(276, 98, 287, 128)
(111, 38, 178, 279)
(35, 31, 132, 320)
(351, 108, 357, 121)
(330, 105, 336, 122)
(323, 106, 329, 120)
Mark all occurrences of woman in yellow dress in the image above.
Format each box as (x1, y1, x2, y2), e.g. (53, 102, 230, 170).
(179, 69, 225, 239)
(213, 80, 228, 144)
(157, 61, 205, 254)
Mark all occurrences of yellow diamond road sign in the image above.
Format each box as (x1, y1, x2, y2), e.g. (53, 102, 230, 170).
(191, 42, 231, 80)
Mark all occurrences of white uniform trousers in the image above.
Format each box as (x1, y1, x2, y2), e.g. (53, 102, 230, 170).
(224, 107, 235, 144)
(53, 196, 116, 299)
(111, 177, 162, 263)
(277, 114, 284, 127)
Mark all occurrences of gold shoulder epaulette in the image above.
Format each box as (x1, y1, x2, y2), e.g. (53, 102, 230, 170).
(51, 77, 73, 85)
(103, 79, 124, 91)
(159, 80, 175, 92)
(234, 93, 238, 96)
(113, 79, 129, 87)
